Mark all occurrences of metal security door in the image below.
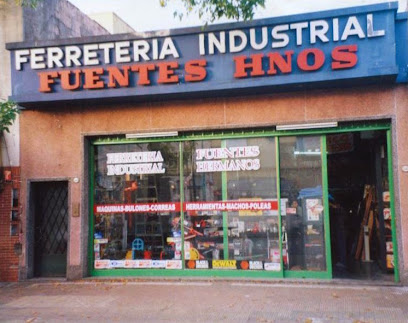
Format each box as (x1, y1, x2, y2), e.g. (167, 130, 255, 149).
(33, 181, 68, 277)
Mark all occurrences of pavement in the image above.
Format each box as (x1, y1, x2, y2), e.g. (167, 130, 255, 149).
(0, 278, 407, 323)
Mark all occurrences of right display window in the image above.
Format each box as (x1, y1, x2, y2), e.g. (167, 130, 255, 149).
(279, 136, 327, 272)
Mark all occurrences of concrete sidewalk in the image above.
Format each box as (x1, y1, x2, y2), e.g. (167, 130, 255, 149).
(0, 279, 407, 322)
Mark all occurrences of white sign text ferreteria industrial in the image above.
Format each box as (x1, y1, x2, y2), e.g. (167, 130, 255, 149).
(106, 151, 165, 175)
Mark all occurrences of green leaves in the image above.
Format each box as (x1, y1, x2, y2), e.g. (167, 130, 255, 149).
(160, 0, 265, 23)
(0, 101, 19, 134)
(16, 0, 41, 8)
(0, 0, 42, 8)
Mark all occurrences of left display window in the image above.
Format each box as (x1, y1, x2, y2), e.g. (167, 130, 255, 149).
(92, 142, 182, 270)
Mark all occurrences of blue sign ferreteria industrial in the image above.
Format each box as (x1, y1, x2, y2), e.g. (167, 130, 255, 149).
(6, 2, 407, 106)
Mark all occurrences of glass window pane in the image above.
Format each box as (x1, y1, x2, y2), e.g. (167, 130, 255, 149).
(93, 142, 181, 270)
(225, 138, 280, 271)
(183, 140, 224, 266)
(12, 189, 19, 207)
(280, 136, 326, 271)
(11, 224, 19, 236)
(183, 138, 281, 271)
(11, 210, 19, 221)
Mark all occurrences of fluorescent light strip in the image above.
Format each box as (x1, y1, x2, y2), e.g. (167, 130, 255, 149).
(276, 122, 338, 131)
(125, 131, 178, 139)
(294, 151, 321, 155)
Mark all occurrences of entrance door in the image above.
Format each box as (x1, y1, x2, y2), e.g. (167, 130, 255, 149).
(33, 181, 68, 277)
(327, 130, 395, 281)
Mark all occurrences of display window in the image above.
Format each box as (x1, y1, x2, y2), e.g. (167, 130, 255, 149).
(90, 123, 398, 281)
(93, 142, 182, 270)
(182, 138, 281, 271)
(223, 138, 280, 271)
(183, 140, 224, 269)
(92, 138, 283, 272)
(279, 136, 326, 272)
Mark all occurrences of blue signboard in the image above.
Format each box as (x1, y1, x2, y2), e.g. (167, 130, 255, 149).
(6, 2, 407, 106)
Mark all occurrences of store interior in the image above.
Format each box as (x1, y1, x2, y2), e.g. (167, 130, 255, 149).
(327, 130, 394, 281)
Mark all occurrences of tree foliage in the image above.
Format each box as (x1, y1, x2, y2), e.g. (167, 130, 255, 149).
(0, 0, 41, 8)
(0, 101, 19, 134)
(0, 0, 34, 133)
(160, 0, 265, 23)
(15, 0, 41, 7)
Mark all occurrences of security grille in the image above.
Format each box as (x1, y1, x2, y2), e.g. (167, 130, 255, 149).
(35, 182, 68, 256)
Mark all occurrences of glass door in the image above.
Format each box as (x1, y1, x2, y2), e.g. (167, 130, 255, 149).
(279, 135, 331, 277)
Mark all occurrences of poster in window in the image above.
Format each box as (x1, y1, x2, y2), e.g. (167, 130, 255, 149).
(306, 199, 323, 221)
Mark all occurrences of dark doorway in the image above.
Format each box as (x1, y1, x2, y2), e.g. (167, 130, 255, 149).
(327, 131, 394, 281)
(32, 181, 68, 277)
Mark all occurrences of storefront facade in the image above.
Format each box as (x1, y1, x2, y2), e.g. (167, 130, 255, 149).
(7, 3, 408, 282)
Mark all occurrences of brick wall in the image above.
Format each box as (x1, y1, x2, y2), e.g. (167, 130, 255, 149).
(0, 167, 21, 282)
